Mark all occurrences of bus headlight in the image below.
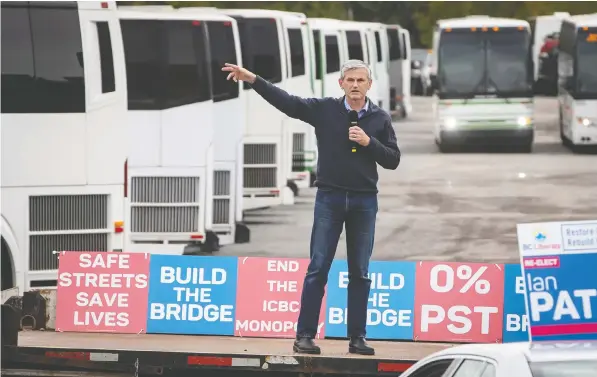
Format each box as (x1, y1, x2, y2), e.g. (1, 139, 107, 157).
(444, 117, 457, 130)
(578, 117, 594, 127)
(517, 116, 531, 127)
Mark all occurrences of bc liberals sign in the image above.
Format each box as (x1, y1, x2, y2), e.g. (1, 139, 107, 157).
(517, 220, 597, 342)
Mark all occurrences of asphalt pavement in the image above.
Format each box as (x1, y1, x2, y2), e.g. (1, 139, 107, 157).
(220, 96, 597, 264)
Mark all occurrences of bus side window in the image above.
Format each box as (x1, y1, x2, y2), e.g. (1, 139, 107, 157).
(387, 29, 402, 61)
(30, 5, 85, 113)
(312, 30, 322, 80)
(287, 28, 305, 77)
(325, 35, 340, 73)
(207, 20, 240, 102)
(96, 21, 116, 94)
(165, 21, 211, 108)
(346, 30, 364, 61)
(374, 31, 383, 62)
(121, 19, 161, 110)
(1, 5, 34, 114)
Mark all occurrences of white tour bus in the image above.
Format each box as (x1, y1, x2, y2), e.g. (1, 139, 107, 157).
(1, 1, 127, 291)
(528, 12, 570, 81)
(118, 8, 219, 255)
(218, 9, 298, 210)
(386, 24, 412, 118)
(308, 18, 346, 99)
(279, 11, 319, 191)
(557, 13, 597, 151)
(176, 7, 251, 245)
(337, 20, 381, 108)
(360, 21, 392, 114)
(430, 16, 535, 153)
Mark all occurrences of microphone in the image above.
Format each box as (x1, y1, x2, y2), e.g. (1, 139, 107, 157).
(348, 110, 358, 153)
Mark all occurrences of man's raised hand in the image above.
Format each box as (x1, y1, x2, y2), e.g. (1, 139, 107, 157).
(221, 63, 256, 84)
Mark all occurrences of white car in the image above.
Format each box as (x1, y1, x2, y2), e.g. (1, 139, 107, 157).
(398, 340, 597, 377)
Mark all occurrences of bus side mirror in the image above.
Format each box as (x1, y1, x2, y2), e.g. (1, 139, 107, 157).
(430, 74, 438, 91)
(76, 51, 84, 69)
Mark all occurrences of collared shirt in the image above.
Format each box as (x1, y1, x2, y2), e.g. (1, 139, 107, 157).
(344, 96, 369, 119)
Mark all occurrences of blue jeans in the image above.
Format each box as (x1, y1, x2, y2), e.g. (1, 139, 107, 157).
(296, 187, 378, 339)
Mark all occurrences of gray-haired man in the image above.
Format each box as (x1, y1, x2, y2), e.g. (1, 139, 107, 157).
(222, 59, 401, 355)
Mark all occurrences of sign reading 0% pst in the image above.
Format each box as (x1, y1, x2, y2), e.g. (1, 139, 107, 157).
(414, 261, 505, 343)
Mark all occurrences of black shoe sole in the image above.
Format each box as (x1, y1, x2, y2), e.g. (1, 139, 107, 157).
(349, 346, 375, 356)
(293, 344, 321, 355)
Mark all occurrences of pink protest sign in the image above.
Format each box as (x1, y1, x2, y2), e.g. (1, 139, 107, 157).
(234, 257, 327, 338)
(55, 251, 150, 333)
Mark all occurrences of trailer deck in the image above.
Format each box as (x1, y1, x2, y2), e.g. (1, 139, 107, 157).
(3, 331, 454, 376)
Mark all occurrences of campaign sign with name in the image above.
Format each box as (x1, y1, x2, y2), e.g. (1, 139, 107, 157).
(146, 255, 238, 335)
(518, 220, 597, 341)
(502, 263, 529, 343)
(56, 251, 150, 333)
(325, 260, 416, 340)
(414, 261, 505, 343)
(234, 257, 326, 338)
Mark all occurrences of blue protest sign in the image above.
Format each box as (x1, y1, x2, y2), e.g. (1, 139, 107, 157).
(517, 220, 597, 342)
(146, 255, 238, 335)
(502, 263, 529, 342)
(324, 260, 416, 340)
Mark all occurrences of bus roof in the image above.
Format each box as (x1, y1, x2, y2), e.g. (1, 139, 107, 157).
(528, 12, 571, 21)
(437, 16, 530, 29)
(216, 8, 307, 20)
(565, 13, 597, 28)
(118, 8, 233, 22)
(307, 18, 345, 29)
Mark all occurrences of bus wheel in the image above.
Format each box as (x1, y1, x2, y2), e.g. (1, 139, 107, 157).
(1, 238, 15, 291)
(559, 107, 566, 143)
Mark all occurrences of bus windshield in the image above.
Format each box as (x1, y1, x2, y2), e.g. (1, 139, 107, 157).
(486, 30, 531, 94)
(438, 32, 484, 94)
(576, 29, 597, 97)
(438, 28, 532, 97)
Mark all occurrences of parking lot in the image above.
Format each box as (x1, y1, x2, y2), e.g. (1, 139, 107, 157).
(221, 96, 597, 264)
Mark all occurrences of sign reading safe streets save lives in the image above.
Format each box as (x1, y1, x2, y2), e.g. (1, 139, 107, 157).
(517, 219, 597, 342)
(56, 251, 150, 333)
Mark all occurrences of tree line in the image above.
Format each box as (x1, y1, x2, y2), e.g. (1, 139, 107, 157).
(124, 1, 597, 48)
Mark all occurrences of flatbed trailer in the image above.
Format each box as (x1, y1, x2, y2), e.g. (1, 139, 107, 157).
(1, 292, 454, 377)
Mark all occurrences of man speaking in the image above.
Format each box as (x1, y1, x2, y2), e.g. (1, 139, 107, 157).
(222, 60, 400, 356)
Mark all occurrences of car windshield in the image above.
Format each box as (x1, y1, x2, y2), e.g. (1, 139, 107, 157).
(576, 30, 597, 96)
(530, 360, 597, 377)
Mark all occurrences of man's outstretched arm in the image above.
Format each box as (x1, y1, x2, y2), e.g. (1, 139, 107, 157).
(222, 63, 322, 126)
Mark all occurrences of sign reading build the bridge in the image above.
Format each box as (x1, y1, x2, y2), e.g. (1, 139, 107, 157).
(325, 260, 416, 340)
(518, 220, 597, 342)
(146, 255, 238, 335)
(55, 251, 150, 334)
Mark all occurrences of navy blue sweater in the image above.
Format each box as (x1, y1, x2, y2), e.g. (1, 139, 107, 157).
(250, 75, 401, 193)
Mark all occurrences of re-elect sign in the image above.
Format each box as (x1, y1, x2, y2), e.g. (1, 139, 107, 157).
(325, 260, 415, 340)
(146, 255, 238, 335)
(56, 251, 150, 333)
(414, 261, 505, 343)
(518, 220, 597, 341)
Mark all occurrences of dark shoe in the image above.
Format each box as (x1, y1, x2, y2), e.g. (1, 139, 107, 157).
(349, 337, 375, 355)
(293, 337, 321, 354)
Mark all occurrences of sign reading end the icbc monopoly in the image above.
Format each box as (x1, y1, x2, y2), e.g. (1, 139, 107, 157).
(55, 251, 150, 333)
